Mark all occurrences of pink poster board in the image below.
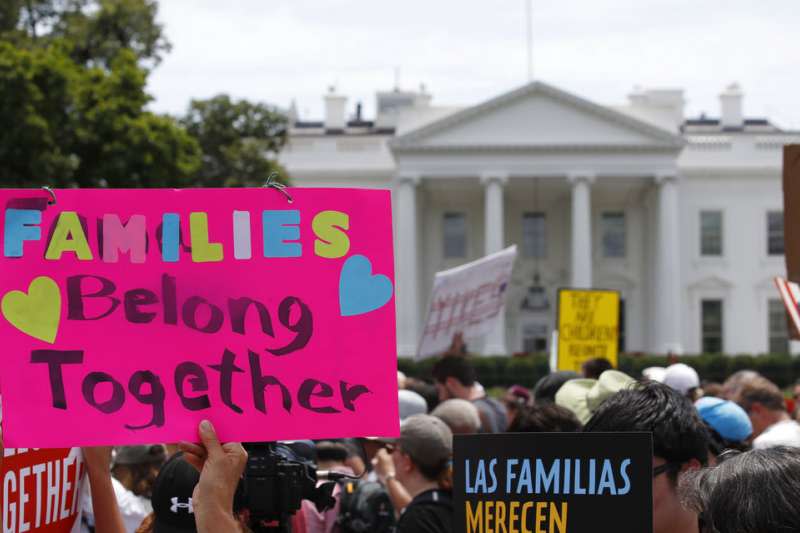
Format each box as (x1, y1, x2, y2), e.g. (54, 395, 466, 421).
(0, 188, 398, 447)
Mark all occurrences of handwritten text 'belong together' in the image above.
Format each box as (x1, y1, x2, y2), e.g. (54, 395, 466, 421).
(2, 205, 379, 433)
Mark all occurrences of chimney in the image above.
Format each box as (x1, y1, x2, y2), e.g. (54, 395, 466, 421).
(324, 86, 347, 131)
(719, 83, 743, 129)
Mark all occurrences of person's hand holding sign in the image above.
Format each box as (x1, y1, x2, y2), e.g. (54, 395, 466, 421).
(179, 420, 248, 533)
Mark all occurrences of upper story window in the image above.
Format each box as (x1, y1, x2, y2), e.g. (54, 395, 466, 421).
(443, 212, 467, 258)
(767, 211, 784, 256)
(700, 210, 723, 256)
(522, 212, 546, 258)
(601, 212, 626, 258)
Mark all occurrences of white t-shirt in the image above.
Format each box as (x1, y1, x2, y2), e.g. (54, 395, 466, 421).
(753, 419, 800, 449)
(81, 477, 151, 532)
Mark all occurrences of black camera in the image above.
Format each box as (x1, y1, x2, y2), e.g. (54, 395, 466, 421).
(236, 442, 337, 532)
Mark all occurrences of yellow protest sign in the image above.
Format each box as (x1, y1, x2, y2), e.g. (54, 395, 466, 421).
(557, 289, 620, 372)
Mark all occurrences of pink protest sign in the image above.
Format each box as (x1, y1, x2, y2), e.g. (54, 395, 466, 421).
(0, 188, 398, 447)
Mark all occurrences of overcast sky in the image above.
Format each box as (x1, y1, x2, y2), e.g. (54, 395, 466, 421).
(148, 0, 799, 128)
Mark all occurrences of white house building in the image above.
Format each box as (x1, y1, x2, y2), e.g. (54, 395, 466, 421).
(279, 81, 800, 357)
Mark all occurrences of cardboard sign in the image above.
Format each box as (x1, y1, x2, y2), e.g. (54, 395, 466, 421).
(0, 188, 398, 447)
(782, 145, 800, 339)
(418, 246, 517, 358)
(454, 433, 653, 533)
(556, 289, 619, 372)
(1, 400, 87, 533)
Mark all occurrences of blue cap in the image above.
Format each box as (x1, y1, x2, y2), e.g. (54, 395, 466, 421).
(695, 397, 753, 442)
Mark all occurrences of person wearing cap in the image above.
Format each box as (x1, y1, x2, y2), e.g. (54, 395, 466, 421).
(662, 363, 701, 400)
(584, 381, 710, 533)
(399, 389, 429, 420)
(503, 385, 531, 427)
(555, 370, 635, 424)
(694, 397, 752, 459)
(431, 398, 481, 435)
(383, 415, 453, 533)
(135, 452, 201, 533)
(642, 366, 667, 383)
(106, 445, 166, 531)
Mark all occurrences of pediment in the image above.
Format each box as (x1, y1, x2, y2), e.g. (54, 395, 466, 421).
(392, 81, 683, 151)
(688, 275, 734, 291)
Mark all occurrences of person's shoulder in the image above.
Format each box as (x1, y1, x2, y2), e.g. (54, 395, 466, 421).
(753, 420, 800, 448)
(397, 491, 453, 533)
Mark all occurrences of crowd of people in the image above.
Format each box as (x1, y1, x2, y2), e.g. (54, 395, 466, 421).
(2, 353, 800, 533)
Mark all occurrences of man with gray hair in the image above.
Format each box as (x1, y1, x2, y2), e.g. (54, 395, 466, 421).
(431, 399, 481, 434)
(386, 415, 453, 533)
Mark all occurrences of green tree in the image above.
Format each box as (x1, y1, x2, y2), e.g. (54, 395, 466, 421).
(4, 0, 170, 68)
(0, 41, 79, 186)
(181, 95, 288, 187)
(70, 49, 199, 187)
(0, 43, 200, 187)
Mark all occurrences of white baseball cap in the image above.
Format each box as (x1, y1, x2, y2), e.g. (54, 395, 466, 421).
(663, 363, 700, 394)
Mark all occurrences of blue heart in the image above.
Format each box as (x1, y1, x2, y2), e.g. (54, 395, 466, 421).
(339, 255, 394, 317)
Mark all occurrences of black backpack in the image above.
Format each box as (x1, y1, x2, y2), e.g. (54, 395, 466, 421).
(335, 479, 396, 533)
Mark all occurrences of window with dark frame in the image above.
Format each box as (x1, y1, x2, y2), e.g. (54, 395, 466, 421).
(443, 212, 467, 258)
(768, 299, 790, 354)
(522, 212, 546, 258)
(700, 211, 723, 256)
(601, 212, 626, 258)
(701, 299, 723, 354)
(767, 211, 784, 256)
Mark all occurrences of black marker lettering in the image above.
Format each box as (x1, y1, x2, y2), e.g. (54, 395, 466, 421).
(30, 350, 84, 409)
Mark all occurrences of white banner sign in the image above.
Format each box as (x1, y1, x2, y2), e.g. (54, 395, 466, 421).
(417, 245, 517, 359)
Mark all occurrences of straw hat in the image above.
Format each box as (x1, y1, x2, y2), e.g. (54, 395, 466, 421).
(555, 370, 636, 424)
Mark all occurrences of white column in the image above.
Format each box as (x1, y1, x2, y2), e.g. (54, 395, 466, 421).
(654, 173, 683, 354)
(568, 172, 595, 288)
(481, 172, 508, 355)
(395, 173, 420, 356)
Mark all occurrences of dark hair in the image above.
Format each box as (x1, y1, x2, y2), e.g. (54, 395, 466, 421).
(735, 377, 785, 413)
(315, 441, 349, 463)
(532, 371, 578, 404)
(405, 378, 440, 411)
(584, 381, 710, 481)
(112, 463, 162, 498)
(508, 404, 582, 433)
(432, 356, 476, 387)
(701, 382, 723, 398)
(703, 423, 750, 457)
(680, 447, 800, 533)
(581, 358, 613, 379)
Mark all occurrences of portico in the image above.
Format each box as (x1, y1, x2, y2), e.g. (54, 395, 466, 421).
(390, 82, 685, 356)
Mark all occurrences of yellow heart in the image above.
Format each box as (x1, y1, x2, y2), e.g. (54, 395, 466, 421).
(2, 276, 61, 344)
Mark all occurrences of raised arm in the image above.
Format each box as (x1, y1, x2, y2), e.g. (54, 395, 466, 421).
(179, 420, 248, 533)
(82, 446, 126, 533)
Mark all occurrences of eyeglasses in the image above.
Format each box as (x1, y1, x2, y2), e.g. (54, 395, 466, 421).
(652, 462, 678, 478)
(383, 442, 398, 454)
